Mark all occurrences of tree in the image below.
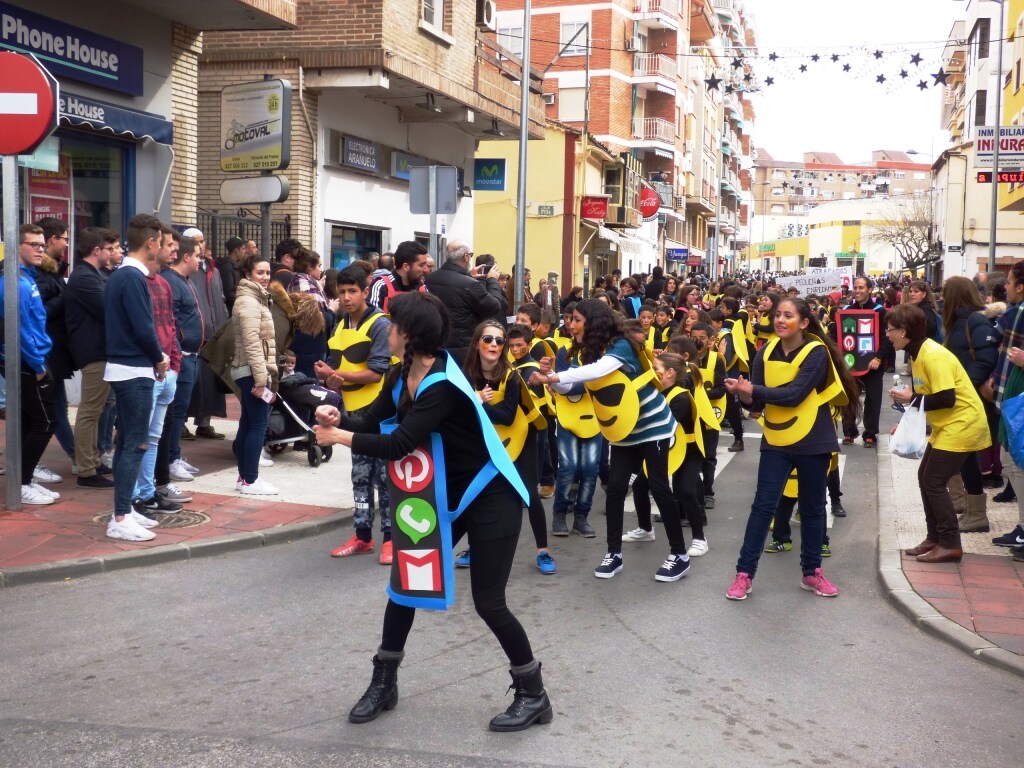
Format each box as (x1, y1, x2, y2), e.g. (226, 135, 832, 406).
(867, 199, 939, 276)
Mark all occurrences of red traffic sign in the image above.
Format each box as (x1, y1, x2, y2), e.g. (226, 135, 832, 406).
(639, 186, 661, 221)
(0, 52, 59, 156)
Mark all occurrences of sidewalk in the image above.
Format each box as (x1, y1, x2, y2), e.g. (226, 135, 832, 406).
(877, 435, 1024, 677)
(0, 403, 355, 587)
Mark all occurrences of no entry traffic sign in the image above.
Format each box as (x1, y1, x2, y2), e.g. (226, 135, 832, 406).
(0, 51, 59, 156)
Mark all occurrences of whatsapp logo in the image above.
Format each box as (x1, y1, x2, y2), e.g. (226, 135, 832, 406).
(396, 499, 437, 544)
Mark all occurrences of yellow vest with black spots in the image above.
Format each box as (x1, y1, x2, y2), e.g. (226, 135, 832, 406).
(326, 309, 389, 411)
(761, 337, 847, 448)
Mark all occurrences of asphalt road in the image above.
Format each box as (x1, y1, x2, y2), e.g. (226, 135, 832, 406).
(1, 407, 1021, 768)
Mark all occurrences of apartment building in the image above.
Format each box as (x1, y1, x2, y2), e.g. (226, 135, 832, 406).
(198, 0, 544, 262)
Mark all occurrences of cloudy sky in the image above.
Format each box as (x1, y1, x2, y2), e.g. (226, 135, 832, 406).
(742, 0, 963, 164)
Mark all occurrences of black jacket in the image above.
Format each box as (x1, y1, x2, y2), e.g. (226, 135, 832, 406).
(945, 306, 999, 387)
(64, 260, 108, 370)
(216, 256, 242, 313)
(425, 261, 506, 356)
(34, 255, 73, 379)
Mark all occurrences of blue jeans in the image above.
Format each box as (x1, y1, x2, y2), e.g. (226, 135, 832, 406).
(0, 370, 5, 408)
(233, 375, 270, 484)
(52, 379, 76, 459)
(736, 449, 831, 578)
(111, 377, 156, 516)
(554, 429, 601, 516)
(99, 389, 117, 453)
(133, 372, 178, 501)
(168, 354, 198, 463)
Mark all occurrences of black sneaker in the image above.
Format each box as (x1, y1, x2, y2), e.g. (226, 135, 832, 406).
(993, 487, 1017, 504)
(142, 495, 183, 513)
(982, 474, 1005, 489)
(704, 495, 715, 510)
(1012, 544, 1024, 562)
(77, 474, 114, 488)
(96, 464, 113, 475)
(728, 439, 744, 452)
(131, 498, 160, 521)
(992, 525, 1024, 548)
(594, 553, 623, 579)
(831, 501, 847, 518)
(654, 554, 690, 582)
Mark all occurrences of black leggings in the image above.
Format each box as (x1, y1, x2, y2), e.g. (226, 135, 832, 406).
(517, 429, 548, 549)
(380, 520, 534, 667)
(608, 439, 684, 554)
(725, 390, 744, 440)
(702, 429, 719, 496)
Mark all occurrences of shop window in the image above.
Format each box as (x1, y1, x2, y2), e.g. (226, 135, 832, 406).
(329, 223, 385, 270)
(62, 133, 129, 244)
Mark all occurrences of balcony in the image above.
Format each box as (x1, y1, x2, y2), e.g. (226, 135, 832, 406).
(633, 53, 677, 93)
(632, 117, 675, 146)
(633, 0, 680, 31)
(651, 181, 673, 206)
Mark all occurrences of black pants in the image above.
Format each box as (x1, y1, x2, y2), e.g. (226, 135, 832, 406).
(725, 392, 744, 440)
(2, 365, 57, 485)
(155, 408, 173, 488)
(379, 497, 534, 667)
(772, 495, 830, 547)
(918, 444, 969, 549)
(607, 439, 684, 554)
(517, 429, 547, 549)
(843, 367, 884, 440)
(702, 430, 720, 496)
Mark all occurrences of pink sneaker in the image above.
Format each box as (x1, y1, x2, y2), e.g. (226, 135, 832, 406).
(800, 568, 839, 597)
(726, 572, 753, 600)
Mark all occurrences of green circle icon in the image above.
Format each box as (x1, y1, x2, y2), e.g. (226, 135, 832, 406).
(396, 498, 437, 544)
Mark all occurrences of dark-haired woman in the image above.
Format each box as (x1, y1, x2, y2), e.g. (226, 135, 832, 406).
(290, 248, 339, 377)
(536, 299, 691, 582)
(888, 303, 991, 563)
(314, 292, 551, 733)
(618, 277, 642, 318)
(724, 297, 860, 600)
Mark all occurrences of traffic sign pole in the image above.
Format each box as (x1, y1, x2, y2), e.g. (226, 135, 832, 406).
(4, 154, 23, 511)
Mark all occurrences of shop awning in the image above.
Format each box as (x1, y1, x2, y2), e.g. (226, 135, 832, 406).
(60, 92, 174, 145)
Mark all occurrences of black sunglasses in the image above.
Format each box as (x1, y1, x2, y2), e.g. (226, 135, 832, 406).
(480, 335, 506, 346)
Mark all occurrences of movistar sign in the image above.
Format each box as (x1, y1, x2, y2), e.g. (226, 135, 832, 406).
(474, 158, 506, 190)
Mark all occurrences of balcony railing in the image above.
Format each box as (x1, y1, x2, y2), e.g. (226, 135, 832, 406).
(634, 52, 676, 80)
(634, 0, 679, 16)
(651, 181, 673, 206)
(633, 117, 675, 144)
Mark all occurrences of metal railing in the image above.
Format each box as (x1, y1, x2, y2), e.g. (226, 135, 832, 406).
(196, 210, 292, 260)
(633, 52, 676, 80)
(634, 0, 679, 16)
(632, 116, 674, 144)
(651, 181, 673, 206)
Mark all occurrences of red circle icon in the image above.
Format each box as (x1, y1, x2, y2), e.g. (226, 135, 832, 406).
(389, 448, 434, 494)
(639, 186, 660, 220)
(0, 52, 59, 156)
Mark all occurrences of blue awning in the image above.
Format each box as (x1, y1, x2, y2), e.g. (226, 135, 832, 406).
(59, 92, 174, 145)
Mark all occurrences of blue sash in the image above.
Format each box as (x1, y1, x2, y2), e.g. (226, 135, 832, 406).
(382, 353, 527, 611)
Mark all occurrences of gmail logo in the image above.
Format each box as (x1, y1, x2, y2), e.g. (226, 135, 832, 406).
(857, 318, 873, 335)
(397, 548, 442, 592)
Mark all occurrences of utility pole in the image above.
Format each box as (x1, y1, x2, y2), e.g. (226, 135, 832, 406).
(988, 0, 1005, 274)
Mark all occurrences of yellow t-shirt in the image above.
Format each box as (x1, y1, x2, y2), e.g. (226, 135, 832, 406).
(911, 338, 991, 452)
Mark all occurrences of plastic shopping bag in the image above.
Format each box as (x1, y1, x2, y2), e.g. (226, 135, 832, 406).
(1001, 392, 1024, 468)
(890, 405, 927, 459)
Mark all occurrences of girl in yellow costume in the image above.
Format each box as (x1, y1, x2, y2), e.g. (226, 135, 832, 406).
(724, 297, 860, 601)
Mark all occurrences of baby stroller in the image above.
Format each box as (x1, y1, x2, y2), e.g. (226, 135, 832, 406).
(265, 374, 341, 467)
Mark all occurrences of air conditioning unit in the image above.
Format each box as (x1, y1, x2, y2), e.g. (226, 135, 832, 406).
(476, 0, 497, 31)
(625, 36, 642, 52)
(684, 140, 695, 153)
(542, 92, 556, 106)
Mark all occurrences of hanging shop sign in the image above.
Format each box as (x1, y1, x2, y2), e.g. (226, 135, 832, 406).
(220, 79, 292, 172)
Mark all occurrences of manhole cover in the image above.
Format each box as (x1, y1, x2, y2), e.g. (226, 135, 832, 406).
(93, 511, 211, 529)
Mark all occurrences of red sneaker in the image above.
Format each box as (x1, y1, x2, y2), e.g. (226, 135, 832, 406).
(331, 535, 374, 557)
(379, 540, 393, 565)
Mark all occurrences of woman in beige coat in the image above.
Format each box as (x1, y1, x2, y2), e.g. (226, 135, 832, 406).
(231, 255, 279, 495)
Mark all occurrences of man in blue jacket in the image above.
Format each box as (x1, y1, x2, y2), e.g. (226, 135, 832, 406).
(1, 224, 58, 505)
(103, 214, 170, 542)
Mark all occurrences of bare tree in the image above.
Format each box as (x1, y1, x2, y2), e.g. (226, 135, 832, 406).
(867, 199, 938, 276)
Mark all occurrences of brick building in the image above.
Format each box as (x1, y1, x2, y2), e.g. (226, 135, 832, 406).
(199, 0, 544, 264)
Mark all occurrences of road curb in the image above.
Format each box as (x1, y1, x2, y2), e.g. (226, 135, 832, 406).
(875, 437, 1024, 679)
(0, 510, 352, 589)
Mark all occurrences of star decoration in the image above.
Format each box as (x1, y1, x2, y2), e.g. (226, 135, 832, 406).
(910, 52, 923, 66)
(768, 52, 778, 62)
(843, 63, 851, 72)
(918, 80, 929, 90)
(765, 76, 775, 86)
(874, 50, 883, 59)
(876, 74, 886, 84)
(831, 54, 840, 63)
(705, 74, 722, 90)
(743, 72, 753, 82)
(899, 69, 909, 79)
(731, 57, 743, 69)
(811, 54, 820, 62)
(782, 181, 789, 189)
(799, 63, 808, 73)
(725, 83, 736, 94)
(932, 67, 948, 86)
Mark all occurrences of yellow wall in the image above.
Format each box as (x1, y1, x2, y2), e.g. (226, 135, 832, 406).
(749, 236, 808, 271)
(473, 125, 568, 283)
(1001, 0, 1024, 213)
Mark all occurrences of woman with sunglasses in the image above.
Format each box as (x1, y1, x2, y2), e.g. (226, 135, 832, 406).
(455, 321, 556, 575)
(314, 293, 551, 732)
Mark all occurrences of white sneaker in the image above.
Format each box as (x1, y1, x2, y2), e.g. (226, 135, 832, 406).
(622, 527, 656, 542)
(106, 515, 156, 541)
(238, 477, 279, 495)
(30, 481, 60, 500)
(100, 451, 114, 469)
(259, 453, 274, 468)
(687, 538, 709, 557)
(169, 460, 195, 482)
(178, 457, 200, 475)
(130, 509, 159, 529)
(21, 484, 54, 505)
(32, 464, 62, 483)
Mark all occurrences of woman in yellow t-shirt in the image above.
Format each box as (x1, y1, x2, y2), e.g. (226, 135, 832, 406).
(887, 303, 991, 564)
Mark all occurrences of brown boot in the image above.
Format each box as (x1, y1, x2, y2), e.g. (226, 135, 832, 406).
(916, 546, 964, 563)
(959, 494, 991, 533)
(904, 539, 937, 556)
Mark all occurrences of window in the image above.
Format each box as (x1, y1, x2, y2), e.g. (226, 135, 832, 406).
(423, 0, 442, 27)
(498, 25, 523, 58)
(894, 170, 906, 180)
(604, 167, 623, 205)
(974, 17, 991, 60)
(822, 190, 835, 200)
(770, 204, 785, 214)
(913, 172, 926, 181)
(771, 186, 784, 196)
(559, 87, 585, 121)
(893, 187, 905, 197)
(561, 21, 588, 56)
(772, 169, 785, 180)
(975, 89, 988, 127)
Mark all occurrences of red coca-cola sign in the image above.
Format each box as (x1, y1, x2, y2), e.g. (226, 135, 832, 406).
(639, 186, 660, 221)
(581, 196, 609, 219)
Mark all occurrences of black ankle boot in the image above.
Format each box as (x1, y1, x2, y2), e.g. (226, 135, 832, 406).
(488, 662, 554, 732)
(349, 654, 401, 723)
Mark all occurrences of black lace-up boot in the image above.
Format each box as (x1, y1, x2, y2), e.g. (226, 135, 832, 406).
(488, 661, 553, 732)
(349, 651, 402, 723)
